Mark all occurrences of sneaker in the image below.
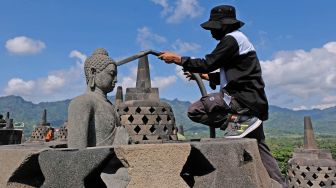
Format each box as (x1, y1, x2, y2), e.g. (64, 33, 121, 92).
(223, 115, 262, 138)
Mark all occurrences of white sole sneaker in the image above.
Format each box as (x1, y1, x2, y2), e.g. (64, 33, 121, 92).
(224, 119, 262, 139)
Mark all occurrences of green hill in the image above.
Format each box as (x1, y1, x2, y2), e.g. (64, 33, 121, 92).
(0, 95, 335, 137)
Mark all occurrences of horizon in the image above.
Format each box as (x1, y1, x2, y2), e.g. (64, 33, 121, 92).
(1, 94, 335, 111)
(1, 1, 335, 110)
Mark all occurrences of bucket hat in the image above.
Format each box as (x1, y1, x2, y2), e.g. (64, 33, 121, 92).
(201, 5, 244, 30)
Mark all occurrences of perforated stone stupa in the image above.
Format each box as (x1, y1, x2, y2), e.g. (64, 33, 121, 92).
(116, 56, 177, 143)
(287, 116, 336, 187)
(30, 109, 54, 142)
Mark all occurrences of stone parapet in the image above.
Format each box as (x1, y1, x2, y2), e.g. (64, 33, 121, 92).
(0, 138, 280, 188)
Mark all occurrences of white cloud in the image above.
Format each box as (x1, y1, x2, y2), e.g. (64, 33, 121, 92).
(69, 50, 87, 64)
(3, 50, 87, 102)
(151, 0, 172, 16)
(171, 39, 201, 54)
(261, 41, 336, 109)
(4, 78, 35, 95)
(40, 75, 66, 94)
(151, 0, 203, 23)
(5, 36, 46, 55)
(152, 75, 177, 88)
(137, 27, 167, 50)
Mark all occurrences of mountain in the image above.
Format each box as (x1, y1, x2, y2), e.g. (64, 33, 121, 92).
(0, 95, 335, 137)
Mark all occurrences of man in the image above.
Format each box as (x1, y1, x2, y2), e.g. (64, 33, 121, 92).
(159, 5, 287, 187)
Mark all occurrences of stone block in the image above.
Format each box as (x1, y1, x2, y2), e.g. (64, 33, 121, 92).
(114, 143, 191, 188)
(38, 146, 115, 188)
(125, 88, 159, 101)
(0, 144, 48, 188)
(182, 138, 274, 188)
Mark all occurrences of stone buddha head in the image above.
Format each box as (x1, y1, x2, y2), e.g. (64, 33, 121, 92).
(84, 48, 117, 94)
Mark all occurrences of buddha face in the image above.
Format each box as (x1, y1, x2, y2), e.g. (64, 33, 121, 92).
(94, 64, 117, 94)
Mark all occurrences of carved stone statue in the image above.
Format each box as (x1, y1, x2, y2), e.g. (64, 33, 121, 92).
(67, 48, 129, 148)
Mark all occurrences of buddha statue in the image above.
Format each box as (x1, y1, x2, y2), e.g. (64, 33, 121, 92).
(67, 48, 129, 148)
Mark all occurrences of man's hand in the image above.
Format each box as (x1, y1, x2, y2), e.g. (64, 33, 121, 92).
(184, 72, 209, 81)
(158, 51, 182, 65)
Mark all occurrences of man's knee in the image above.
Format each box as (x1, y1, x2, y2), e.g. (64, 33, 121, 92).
(188, 100, 204, 116)
(187, 100, 206, 123)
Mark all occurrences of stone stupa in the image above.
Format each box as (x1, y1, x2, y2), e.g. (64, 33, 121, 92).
(30, 109, 54, 142)
(287, 116, 336, 187)
(116, 55, 178, 143)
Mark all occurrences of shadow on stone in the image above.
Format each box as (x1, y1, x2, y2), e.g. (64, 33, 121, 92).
(180, 147, 215, 187)
(242, 150, 253, 164)
(8, 153, 44, 187)
(84, 154, 113, 188)
(100, 156, 130, 188)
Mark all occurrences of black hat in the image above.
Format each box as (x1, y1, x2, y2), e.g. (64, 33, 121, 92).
(201, 5, 244, 30)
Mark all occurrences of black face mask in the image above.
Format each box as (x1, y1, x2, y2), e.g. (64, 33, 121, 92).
(210, 23, 241, 40)
(211, 29, 225, 40)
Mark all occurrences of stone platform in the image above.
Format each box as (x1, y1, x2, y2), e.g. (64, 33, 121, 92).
(0, 138, 281, 188)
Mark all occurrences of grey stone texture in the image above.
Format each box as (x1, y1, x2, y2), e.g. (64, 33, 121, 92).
(124, 56, 159, 102)
(67, 48, 129, 148)
(38, 146, 115, 188)
(118, 56, 178, 143)
(184, 138, 276, 188)
(56, 123, 67, 141)
(114, 143, 191, 188)
(136, 56, 151, 89)
(125, 88, 159, 101)
(30, 126, 53, 141)
(0, 138, 280, 188)
(115, 86, 124, 106)
(0, 143, 49, 188)
(304, 116, 318, 149)
(287, 116, 336, 187)
(29, 109, 53, 142)
(117, 100, 177, 143)
(288, 149, 336, 187)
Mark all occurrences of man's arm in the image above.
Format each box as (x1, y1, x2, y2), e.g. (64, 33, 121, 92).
(181, 36, 239, 73)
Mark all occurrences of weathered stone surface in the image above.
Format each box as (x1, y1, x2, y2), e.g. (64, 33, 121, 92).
(304, 116, 317, 149)
(287, 116, 336, 188)
(288, 149, 336, 188)
(0, 144, 48, 188)
(118, 100, 177, 143)
(38, 146, 115, 188)
(101, 159, 130, 188)
(0, 129, 22, 145)
(0, 138, 282, 188)
(115, 143, 191, 188)
(183, 138, 275, 188)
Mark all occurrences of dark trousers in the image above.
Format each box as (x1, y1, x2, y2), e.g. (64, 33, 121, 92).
(188, 92, 287, 188)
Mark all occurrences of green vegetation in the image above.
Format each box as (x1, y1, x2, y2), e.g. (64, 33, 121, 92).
(267, 135, 336, 176)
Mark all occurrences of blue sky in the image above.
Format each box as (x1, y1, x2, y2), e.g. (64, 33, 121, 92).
(1, 0, 335, 110)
